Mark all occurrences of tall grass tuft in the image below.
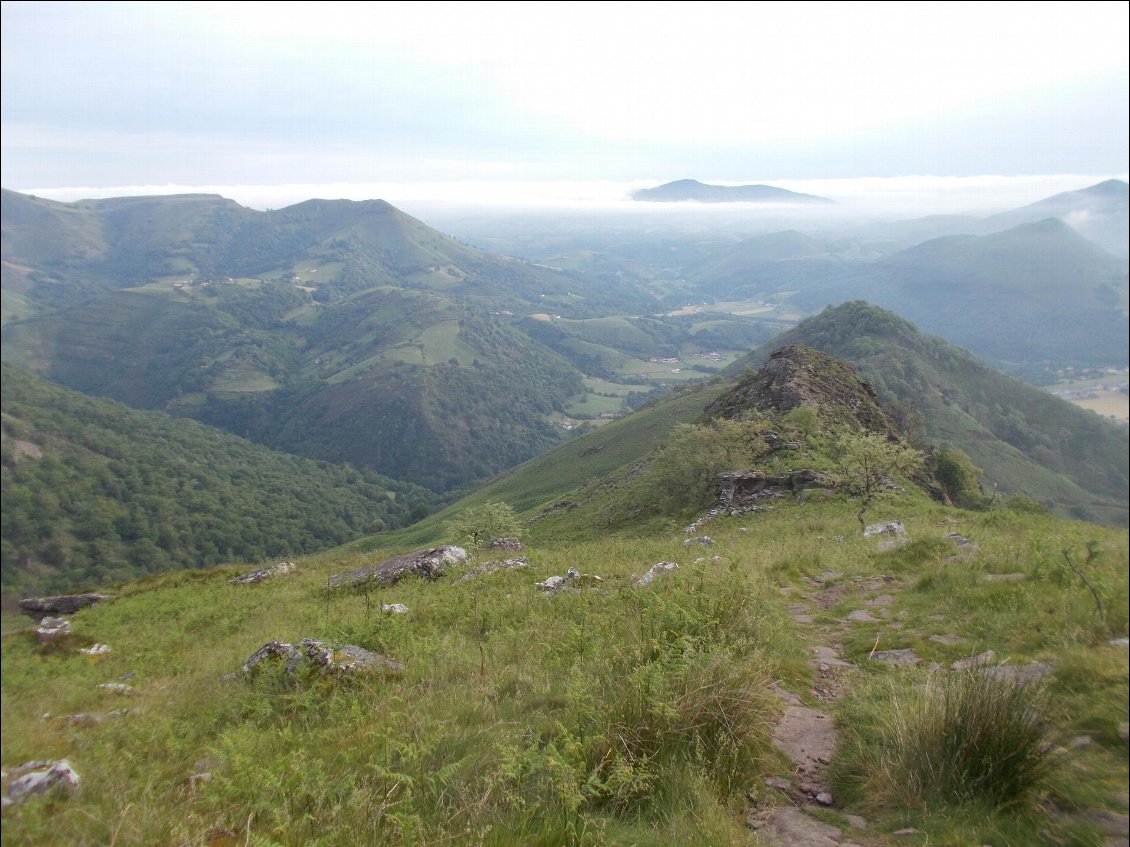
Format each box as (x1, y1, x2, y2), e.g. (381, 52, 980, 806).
(843, 671, 1053, 809)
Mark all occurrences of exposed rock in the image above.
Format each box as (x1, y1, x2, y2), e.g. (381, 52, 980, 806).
(750, 807, 843, 847)
(35, 616, 71, 643)
(866, 594, 897, 607)
(980, 661, 1053, 683)
(50, 709, 129, 727)
(326, 546, 468, 590)
(843, 814, 869, 830)
(97, 682, 133, 694)
(229, 562, 295, 585)
(18, 593, 115, 621)
(942, 532, 980, 557)
(486, 537, 525, 553)
(870, 648, 920, 665)
(242, 639, 405, 677)
(772, 705, 837, 777)
(846, 610, 881, 623)
(535, 575, 567, 592)
(79, 643, 111, 656)
(764, 774, 793, 791)
(635, 562, 679, 587)
(708, 345, 896, 437)
(381, 603, 409, 614)
(683, 536, 715, 546)
(864, 521, 908, 551)
(458, 557, 529, 582)
(2, 760, 80, 808)
(1111, 637, 1130, 648)
(713, 468, 834, 512)
(952, 649, 997, 671)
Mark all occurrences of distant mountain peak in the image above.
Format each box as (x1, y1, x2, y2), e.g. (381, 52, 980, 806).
(632, 180, 834, 204)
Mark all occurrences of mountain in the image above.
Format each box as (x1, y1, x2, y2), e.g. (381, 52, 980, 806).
(731, 302, 1128, 525)
(981, 179, 1129, 257)
(787, 219, 1129, 376)
(632, 179, 833, 204)
(2, 190, 687, 492)
(0, 364, 435, 597)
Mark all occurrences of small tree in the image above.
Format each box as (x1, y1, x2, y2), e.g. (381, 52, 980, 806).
(832, 431, 924, 532)
(444, 502, 521, 548)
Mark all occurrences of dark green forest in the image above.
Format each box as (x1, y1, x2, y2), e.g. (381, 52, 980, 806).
(0, 365, 435, 597)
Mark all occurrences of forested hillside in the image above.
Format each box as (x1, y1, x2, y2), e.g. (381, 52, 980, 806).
(0, 366, 434, 597)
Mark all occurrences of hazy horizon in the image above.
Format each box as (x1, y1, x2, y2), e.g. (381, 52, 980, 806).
(3, 2, 1127, 195)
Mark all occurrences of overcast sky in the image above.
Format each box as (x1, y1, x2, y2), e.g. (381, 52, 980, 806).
(2, 1, 1128, 207)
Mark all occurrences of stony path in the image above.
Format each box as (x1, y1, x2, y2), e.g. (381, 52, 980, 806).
(749, 571, 888, 846)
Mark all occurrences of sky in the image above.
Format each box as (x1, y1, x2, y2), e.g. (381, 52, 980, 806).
(2, 1, 1128, 210)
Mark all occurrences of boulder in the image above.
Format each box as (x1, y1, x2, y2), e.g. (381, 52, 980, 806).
(381, 603, 409, 615)
(864, 520, 908, 551)
(242, 639, 405, 677)
(2, 761, 80, 808)
(327, 546, 468, 590)
(635, 562, 679, 587)
(35, 616, 71, 643)
(486, 537, 525, 553)
(18, 593, 115, 621)
(229, 562, 295, 585)
(536, 568, 603, 592)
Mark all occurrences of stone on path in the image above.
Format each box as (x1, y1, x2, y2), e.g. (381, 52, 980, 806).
(846, 610, 880, 623)
(772, 705, 837, 776)
(750, 807, 843, 847)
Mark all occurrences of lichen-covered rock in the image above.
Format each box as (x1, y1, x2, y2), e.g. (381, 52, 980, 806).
(381, 603, 409, 614)
(35, 616, 71, 643)
(486, 537, 525, 553)
(535, 568, 603, 592)
(19, 593, 115, 621)
(229, 562, 295, 585)
(2, 760, 80, 808)
(241, 639, 405, 677)
(326, 546, 468, 590)
(79, 643, 111, 656)
(635, 562, 679, 587)
(459, 557, 529, 582)
(864, 520, 908, 551)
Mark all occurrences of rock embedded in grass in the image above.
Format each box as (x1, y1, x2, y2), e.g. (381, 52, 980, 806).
(634, 561, 679, 586)
(326, 546, 468, 590)
(486, 537, 524, 553)
(18, 593, 115, 621)
(229, 561, 295, 585)
(869, 648, 920, 664)
(242, 639, 405, 677)
(2, 760, 80, 808)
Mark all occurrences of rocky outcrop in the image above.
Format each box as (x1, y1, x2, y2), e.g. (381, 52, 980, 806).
(19, 593, 115, 621)
(229, 562, 295, 585)
(2, 761, 80, 808)
(242, 639, 405, 677)
(326, 546, 468, 590)
(715, 469, 833, 512)
(707, 345, 895, 436)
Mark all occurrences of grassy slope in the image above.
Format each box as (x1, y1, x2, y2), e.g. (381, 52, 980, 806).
(1, 491, 1125, 846)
